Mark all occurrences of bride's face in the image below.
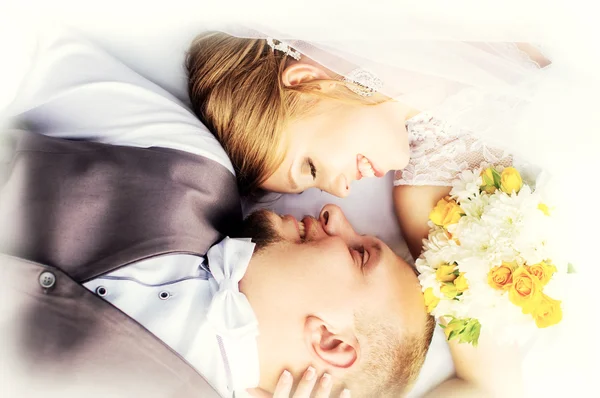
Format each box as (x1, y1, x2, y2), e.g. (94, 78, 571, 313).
(260, 98, 411, 197)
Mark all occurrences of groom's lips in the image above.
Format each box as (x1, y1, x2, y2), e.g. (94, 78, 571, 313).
(301, 216, 320, 235)
(282, 214, 301, 235)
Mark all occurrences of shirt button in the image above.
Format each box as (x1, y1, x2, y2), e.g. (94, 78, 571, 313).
(158, 291, 171, 300)
(95, 286, 108, 297)
(38, 271, 56, 289)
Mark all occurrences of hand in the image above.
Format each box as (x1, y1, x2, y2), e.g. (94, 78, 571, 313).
(249, 367, 350, 398)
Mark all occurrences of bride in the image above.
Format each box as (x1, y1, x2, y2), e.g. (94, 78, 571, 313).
(183, 5, 597, 397)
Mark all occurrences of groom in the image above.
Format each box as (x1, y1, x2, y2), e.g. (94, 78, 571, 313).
(0, 130, 434, 398)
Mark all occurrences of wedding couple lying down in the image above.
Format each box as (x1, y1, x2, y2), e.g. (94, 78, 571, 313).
(0, 22, 550, 398)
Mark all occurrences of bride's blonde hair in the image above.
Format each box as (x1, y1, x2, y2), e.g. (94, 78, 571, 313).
(186, 32, 376, 195)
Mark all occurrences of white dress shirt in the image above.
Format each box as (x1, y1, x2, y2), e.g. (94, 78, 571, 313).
(3, 22, 258, 397)
(83, 238, 260, 397)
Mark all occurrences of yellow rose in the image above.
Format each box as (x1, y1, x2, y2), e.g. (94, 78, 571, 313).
(532, 293, 563, 328)
(538, 203, 551, 216)
(509, 267, 543, 314)
(454, 273, 469, 293)
(500, 167, 523, 194)
(423, 288, 440, 313)
(429, 197, 464, 228)
(526, 261, 557, 287)
(480, 167, 498, 194)
(441, 283, 458, 299)
(436, 264, 458, 283)
(487, 262, 516, 290)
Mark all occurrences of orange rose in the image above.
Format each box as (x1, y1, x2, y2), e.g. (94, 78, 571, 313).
(526, 261, 557, 287)
(487, 262, 516, 290)
(509, 267, 543, 314)
(532, 293, 563, 328)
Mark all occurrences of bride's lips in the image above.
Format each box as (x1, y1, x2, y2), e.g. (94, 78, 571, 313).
(368, 157, 386, 178)
(356, 155, 386, 179)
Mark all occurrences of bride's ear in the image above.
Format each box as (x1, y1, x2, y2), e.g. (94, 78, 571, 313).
(304, 316, 359, 369)
(282, 63, 331, 87)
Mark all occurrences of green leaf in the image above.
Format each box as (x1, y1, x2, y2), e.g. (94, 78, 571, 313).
(491, 168, 502, 188)
(482, 174, 494, 186)
(448, 330, 459, 341)
(567, 263, 577, 274)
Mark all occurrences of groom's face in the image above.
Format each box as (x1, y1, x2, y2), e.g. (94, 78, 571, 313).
(238, 204, 427, 344)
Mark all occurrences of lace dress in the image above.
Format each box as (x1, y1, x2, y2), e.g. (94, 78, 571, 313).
(394, 112, 513, 187)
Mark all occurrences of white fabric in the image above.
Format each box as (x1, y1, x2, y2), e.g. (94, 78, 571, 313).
(83, 238, 260, 398)
(205, 237, 259, 341)
(0, 20, 234, 175)
(394, 111, 513, 187)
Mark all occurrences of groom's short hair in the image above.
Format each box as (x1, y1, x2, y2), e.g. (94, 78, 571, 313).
(343, 310, 436, 397)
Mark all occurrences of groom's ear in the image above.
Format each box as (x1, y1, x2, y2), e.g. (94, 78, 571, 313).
(304, 316, 359, 369)
(282, 63, 331, 87)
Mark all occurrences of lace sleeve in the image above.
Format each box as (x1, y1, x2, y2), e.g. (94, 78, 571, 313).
(394, 113, 512, 187)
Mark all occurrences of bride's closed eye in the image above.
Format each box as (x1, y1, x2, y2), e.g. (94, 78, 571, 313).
(305, 157, 317, 180)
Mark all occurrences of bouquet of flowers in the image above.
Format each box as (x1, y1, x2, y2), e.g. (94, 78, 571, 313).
(417, 165, 570, 346)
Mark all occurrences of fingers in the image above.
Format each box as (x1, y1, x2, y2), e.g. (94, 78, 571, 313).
(311, 373, 333, 398)
(272, 370, 293, 398)
(291, 367, 318, 398)
(271, 368, 351, 398)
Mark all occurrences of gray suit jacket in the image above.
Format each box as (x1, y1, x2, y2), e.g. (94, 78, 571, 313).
(0, 130, 243, 398)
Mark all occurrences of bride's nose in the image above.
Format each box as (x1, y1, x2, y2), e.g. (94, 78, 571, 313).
(319, 204, 362, 246)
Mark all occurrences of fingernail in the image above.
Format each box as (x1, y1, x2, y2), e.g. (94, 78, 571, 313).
(282, 370, 292, 384)
(341, 388, 351, 398)
(304, 366, 316, 381)
(323, 211, 329, 225)
(321, 373, 332, 387)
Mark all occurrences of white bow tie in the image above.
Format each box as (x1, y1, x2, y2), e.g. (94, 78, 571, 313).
(205, 237, 259, 340)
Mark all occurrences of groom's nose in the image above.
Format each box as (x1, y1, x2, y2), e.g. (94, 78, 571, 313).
(319, 204, 362, 247)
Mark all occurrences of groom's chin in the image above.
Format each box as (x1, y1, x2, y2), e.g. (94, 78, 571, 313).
(234, 209, 282, 253)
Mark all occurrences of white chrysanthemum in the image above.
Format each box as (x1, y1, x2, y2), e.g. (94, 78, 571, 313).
(450, 169, 483, 202)
(417, 167, 568, 346)
(458, 194, 490, 218)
